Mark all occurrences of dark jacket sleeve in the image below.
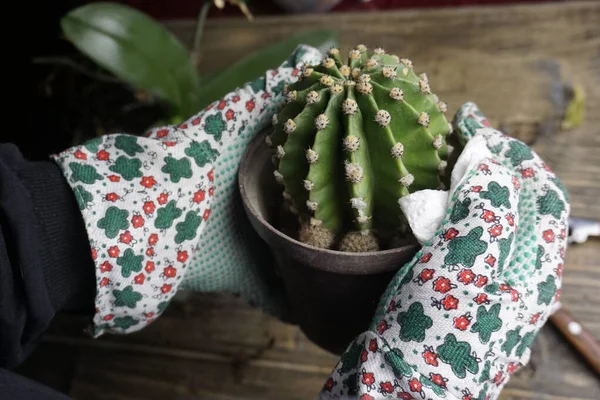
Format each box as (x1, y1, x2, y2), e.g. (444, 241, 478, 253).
(0, 368, 72, 400)
(0, 142, 96, 369)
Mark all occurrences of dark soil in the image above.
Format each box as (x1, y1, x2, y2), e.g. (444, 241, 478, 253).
(32, 52, 171, 147)
(11, 0, 170, 161)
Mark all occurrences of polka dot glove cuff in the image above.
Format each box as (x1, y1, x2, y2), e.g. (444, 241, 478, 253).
(317, 102, 570, 400)
(51, 44, 323, 337)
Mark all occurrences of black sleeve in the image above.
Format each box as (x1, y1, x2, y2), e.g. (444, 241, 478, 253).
(0, 143, 96, 369)
(0, 368, 72, 400)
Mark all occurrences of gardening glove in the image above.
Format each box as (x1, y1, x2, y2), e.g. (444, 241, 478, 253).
(318, 102, 569, 400)
(50, 44, 323, 337)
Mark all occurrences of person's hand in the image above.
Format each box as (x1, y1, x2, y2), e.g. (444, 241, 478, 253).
(173, 45, 324, 321)
(50, 45, 323, 337)
(317, 102, 569, 400)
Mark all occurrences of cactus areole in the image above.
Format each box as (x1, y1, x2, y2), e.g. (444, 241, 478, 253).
(266, 45, 460, 252)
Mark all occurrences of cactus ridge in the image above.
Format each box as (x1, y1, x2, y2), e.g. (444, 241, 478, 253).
(268, 45, 458, 251)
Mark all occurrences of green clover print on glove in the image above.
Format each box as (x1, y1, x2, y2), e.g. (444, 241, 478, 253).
(537, 189, 566, 220)
(112, 286, 143, 308)
(384, 349, 413, 378)
(444, 226, 488, 268)
(496, 232, 514, 274)
(155, 200, 183, 229)
(249, 77, 266, 93)
(535, 245, 545, 270)
(450, 197, 472, 224)
(397, 302, 433, 342)
(84, 137, 102, 153)
(318, 101, 569, 400)
(504, 140, 534, 167)
(470, 303, 503, 343)
(462, 117, 486, 141)
(479, 361, 491, 383)
(97, 207, 129, 239)
(550, 176, 570, 202)
(185, 140, 220, 168)
(501, 326, 522, 356)
(50, 44, 325, 341)
(175, 211, 202, 244)
(162, 156, 193, 183)
(342, 374, 359, 396)
(204, 113, 227, 141)
(69, 162, 102, 184)
(437, 334, 480, 379)
(497, 327, 536, 360)
(113, 316, 138, 330)
(420, 375, 447, 397)
(115, 136, 144, 156)
(109, 156, 143, 181)
(179, 44, 326, 322)
(117, 248, 144, 278)
(73, 186, 93, 210)
(480, 181, 511, 208)
(537, 275, 557, 305)
(338, 341, 363, 374)
(516, 331, 536, 358)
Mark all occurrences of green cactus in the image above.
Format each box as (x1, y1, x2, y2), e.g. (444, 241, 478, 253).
(267, 45, 461, 252)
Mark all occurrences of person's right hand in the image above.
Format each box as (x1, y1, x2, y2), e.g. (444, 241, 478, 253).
(50, 44, 324, 337)
(318, 102, 569, 400)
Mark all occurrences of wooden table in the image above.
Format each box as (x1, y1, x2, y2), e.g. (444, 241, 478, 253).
(17, 1, 600, 399)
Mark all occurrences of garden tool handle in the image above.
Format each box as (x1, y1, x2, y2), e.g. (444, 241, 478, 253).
(550, 307, 600, 376)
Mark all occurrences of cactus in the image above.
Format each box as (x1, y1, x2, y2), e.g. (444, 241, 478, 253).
(267, 45, 461, 252)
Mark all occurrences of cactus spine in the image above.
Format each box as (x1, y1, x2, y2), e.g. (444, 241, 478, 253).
(267, 45, 459, 252)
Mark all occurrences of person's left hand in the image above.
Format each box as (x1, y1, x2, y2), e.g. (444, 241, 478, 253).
(317, 102, 569, 400)
(51, 45, 323, 337)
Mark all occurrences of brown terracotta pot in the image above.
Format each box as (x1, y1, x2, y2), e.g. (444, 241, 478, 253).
(238, 129, 420, 354)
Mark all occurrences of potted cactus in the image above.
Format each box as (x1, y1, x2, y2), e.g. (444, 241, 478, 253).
(239, 44, 462, 354)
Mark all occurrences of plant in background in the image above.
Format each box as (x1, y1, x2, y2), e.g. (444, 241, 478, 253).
(267, 45, 463, 252)
(60, 0, 338, 128)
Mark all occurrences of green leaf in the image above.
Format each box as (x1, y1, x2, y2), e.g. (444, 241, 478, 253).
(61, 2, 201, 118)
(196, 29, 339, 109)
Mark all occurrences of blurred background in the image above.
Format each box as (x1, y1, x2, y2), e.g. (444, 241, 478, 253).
(74, 0, 557, 18)
(21, 0, 562, 161)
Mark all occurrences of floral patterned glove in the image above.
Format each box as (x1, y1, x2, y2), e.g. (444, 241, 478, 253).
(50, 45, 323, 337)
(318, 102, 569, 400)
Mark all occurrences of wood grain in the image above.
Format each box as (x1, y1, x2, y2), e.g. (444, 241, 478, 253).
(40, 292, 600, 400)
(22, 1, 600, 399)
(166, 0, 600, 145)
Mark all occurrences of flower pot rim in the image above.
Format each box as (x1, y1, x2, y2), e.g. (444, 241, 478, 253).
(238, 129, 421, 266)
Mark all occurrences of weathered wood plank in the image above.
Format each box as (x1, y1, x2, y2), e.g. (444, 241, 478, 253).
(67, 344, 331, 400)
(31, 2, 600, 399)
(44, 293, 339, 370)
(43, 296, 600, 400)
(166, 0, 600, 146)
